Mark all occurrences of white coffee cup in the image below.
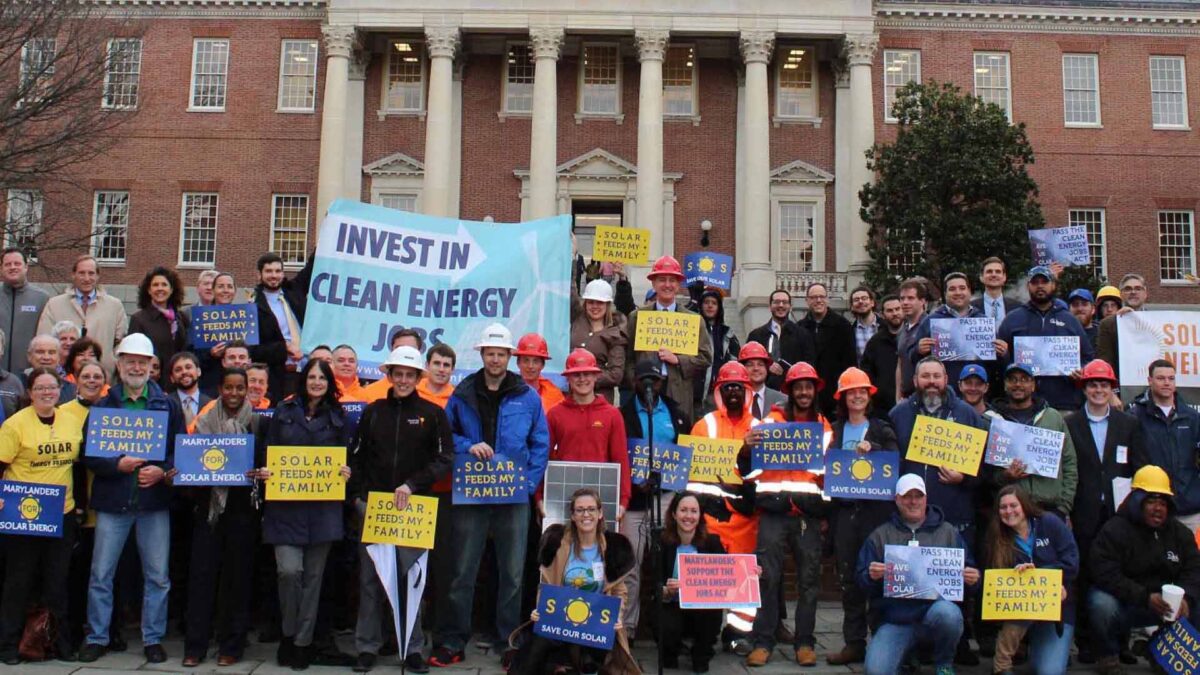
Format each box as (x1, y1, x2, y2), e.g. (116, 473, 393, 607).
(1162, 583, 1185, 622)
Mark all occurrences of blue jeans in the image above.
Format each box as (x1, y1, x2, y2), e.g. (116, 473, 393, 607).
(864, 600, 963, 675)
(86, 510, 171, 646)
(1089, 588, 1198, 657)
(436, 502, 529, 651)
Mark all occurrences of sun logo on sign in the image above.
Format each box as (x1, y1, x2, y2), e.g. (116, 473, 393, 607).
(565, 598, 592, 626)
(202, 447, 228, 472)
(19, 496, 41, 521)
(697, 256, 715, 274)
(851, 458, 875, 483)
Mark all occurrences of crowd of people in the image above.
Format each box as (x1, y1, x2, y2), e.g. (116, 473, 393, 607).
(0, 244, 1198, 675)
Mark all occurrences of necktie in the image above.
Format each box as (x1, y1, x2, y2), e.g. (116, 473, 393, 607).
(279, 296, 302, 358)
(184, 397, 196, 419)
(753, 393, 762, 419)
(992, 299, 1000, 322)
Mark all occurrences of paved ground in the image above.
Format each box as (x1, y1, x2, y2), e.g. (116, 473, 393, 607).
(8, 603, 1160, 674)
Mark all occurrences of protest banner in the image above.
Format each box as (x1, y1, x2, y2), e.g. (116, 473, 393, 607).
(592, 225, 650, 265)
(174, 434, 254, 486)
(1118, 311, 1200, 388)
(981, 568, 1063, 621)
(188, 303, 260, 349)
(633, 311, 701, 356)
(677, 553, 761, 609)
(825, 450, 899, 501)
(984, 419, 1064, 478)
(1014, 336, 1080, 377)
(884, 545, 965, 602)
(628, 439, 692, 491)
(1150, 617, 1200, 675)
(1028, 225, 1091, 267)
(931, 317, 996, 361)
(535, 584, 622, 650)
(750, 422, 826, 472)
(0, 481, 65, 538)
(361, 492, 438, 549)
(85, 409, 168, 461)
(680, 434, 742, 484)
(905, 415, 987, 476)
(683, 252, 733, 291)
(343, 401, 367, 437)
(304, 200, 572, 379)
(452, 454, 528, 505)
(265, 446, 346, 501)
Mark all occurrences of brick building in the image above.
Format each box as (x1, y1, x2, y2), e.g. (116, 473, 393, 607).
(6, 0, 1199, 323)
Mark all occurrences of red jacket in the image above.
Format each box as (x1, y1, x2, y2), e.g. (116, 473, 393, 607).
(545, 395, 631, 508)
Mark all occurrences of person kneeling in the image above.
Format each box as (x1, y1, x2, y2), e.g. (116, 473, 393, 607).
(657, 492, 725, 673)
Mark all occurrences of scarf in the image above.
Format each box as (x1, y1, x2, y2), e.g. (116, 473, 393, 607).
(194, 398, 257, 524)
(154, 303, 178, 337)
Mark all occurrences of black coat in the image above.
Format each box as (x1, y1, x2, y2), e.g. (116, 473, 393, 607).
(657, 531, 726, 585)
(746, 319, 817, 391)
(245, 296, 291, 403)
(128, 306, 190, 383)
(1090, 490, 1200, 610)
(859, 328, 899, 412)
(348, 389, 454, 501)
(798, 311, 857, 418)
(1065, 407, 1147, 542)
(261, 398, 349, 546)
(619, 392, 691, 511)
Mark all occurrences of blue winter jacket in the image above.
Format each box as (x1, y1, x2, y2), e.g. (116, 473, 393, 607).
(262, 398, 350, 545)
(82, 380, 184, 513)
(908, 304, 996, 390)
(1131, 392, 1200, 515)
(890, 388, 986, 529)
(445, 370, 550, 494)
(1000, 513, 1081, 624)
(996, 299, 1094, 410)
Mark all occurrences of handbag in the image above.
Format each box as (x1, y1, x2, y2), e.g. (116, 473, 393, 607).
(18, 606, 54, 661)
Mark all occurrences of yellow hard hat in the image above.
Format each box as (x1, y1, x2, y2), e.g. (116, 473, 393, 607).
(1096, 285, 1122, 303)
(1131, 465, 1174, 497)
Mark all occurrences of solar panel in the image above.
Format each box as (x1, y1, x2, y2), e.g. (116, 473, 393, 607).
(542, 461, 621, 532)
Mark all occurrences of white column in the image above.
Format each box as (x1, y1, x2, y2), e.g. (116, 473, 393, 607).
(316, 24, 356, 221)
(528, 27, 564, 219)
(844, 33, 879, 269)
(343, 52, 368, 203)
(833, 60, 852, 271)
(737, 30, 775, 302)
(635, 29, 669, 258)
(421, 26, 460, 217)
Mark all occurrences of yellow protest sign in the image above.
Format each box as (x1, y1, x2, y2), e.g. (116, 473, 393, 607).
(361, 492, 438, 549)
(905, 415, 987, 476)
(981, 568, 1063, 621)
(592, 225, 650, 265)
(633, 311, 701, 356)
(265, 446, 347, 501)
(680, 434, 742, 485)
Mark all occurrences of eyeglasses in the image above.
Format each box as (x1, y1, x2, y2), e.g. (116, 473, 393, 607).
(573, 507, 600, 515)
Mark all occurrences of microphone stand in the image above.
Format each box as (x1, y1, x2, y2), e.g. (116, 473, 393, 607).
(641, 379, 666, 675)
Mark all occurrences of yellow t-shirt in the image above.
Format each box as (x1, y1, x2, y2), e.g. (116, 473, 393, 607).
(0, 405, 84, 512)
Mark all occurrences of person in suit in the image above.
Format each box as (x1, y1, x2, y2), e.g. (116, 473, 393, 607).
(798, 282, 856, 419)
(970, 256, 1021, 324)
(252, 253, 314, 400)
(738, 341, 786, 420)
(167, 351, 211, 428)
(746, 289, 816, 391)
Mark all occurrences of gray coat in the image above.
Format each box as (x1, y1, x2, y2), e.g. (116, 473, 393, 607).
(1, 282, 48, 373)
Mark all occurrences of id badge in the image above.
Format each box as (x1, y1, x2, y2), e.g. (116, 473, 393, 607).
(908, 539, 920, 547)
(592, 561, 605, 583)
(1116, 445, 1128, 464)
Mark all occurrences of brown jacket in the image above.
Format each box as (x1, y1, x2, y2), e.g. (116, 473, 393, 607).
(569, 313, 627, 403)
(624, 302, 713, 423)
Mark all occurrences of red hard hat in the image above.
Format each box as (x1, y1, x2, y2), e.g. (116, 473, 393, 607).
(737, 342, 771, 364)
(561, 348, 602, 375)
(715, 361, 752, 387)
(1078, 359, 1118, 386)
(785, 362, 824, 392)
(647, 255, 686, 282)
(513, 333, 550, 360)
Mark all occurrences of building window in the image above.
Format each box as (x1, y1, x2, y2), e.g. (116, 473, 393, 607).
(190, 39, 229, 111)
(1068, 208, 1106, 278)
(579, 44, 620, 115)
(1158, 210, 1195, 282)
(102, 38, 141, 109)
(385, 40, 425, 112)
(776, 46, 816, 118)
(883, 49, 921, 122)
(503, 43, 534, 114)
(19, 38, 55, 106)
(271, 194, 309, 266)
(4, 190, 43, 255)
(778, 202, 815, 272)
(1150, 56, 1188, 129)
(663, 45, 696, 117)
(92, 191, 130, 263)
(887, 231, 925, 278)
(1062, 53, 1100, 126)
(278, 40, 318, 112)
(179, 193, 219, 265)
(974, 52, 1011, 120)
(377, 193, 417, 212)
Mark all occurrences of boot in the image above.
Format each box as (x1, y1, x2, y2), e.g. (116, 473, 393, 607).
(826, 642, 866, 665)
(277, 637, 294, 667)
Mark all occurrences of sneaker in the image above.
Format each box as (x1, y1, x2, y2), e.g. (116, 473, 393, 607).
(795, 646, 817, 666)
(728, 638, 752, 656)
(1097, 655, 1126, 675)
(78, 643, 106, 663)
(144, 644, 168, 664)
(953, 640, 980, 666)
(500, 648, 518, 671)
(746, 647, 771, 666)
(405, 653, 430, 673)
(826, 643, 866, 665)
(353, 652, 376, 672)
(429, 647, 465, 667)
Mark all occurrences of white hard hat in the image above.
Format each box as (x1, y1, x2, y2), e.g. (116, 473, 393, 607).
(115, 333, 155, 358)
(896, 474, 927, 496)
(475, 323, 515, 351)
(581, 279, 614, 303)
(380, 345, 425, 375)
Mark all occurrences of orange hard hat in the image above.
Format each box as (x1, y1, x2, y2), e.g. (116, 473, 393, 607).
(784, 362, 824, 391)
(715, 361, 753, 387)
(834, 367, 878, 400)
(1078, 359, 1118, 387)
(738, 342, 771, 364)
(647, 255, 686, 282)
(513, 333, 550, 360)
(561, 348, 602, 375)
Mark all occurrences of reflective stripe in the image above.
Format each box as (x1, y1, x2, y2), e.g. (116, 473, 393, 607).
(726, 609, 757, 631)
(704, 413, 717, 437)
(685, 482, 740, 499)
(755, 481, 825, 495)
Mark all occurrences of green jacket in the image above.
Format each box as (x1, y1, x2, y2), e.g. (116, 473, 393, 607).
(985, 398, 1078, 516)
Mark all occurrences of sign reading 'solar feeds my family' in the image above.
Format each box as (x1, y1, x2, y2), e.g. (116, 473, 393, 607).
(904, 415, 987, 476)
(591, 225, 650, 266)
(679, 434, 741, 484)
(0, 480, 65, 538)
(189, 304, 260, 349)
(174, 434, 254, 486)
(750, 422, 825, 472)
(884, 545, 965, 602)
(452, 454, 528, 505)
(1150, 617, 1200, 675)
(86, 409, 168, 461)
(627, 439, 692, 491)
(633, 311, 701, 356)
(361, 492, 438, 549)
(266, 446, 346, 501)
(305, 200, 572, 379)
(984, 419, 1064, 478)
(981, 569, 1063, 621)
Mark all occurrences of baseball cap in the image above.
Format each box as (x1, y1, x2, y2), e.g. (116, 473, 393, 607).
(1067, 288, 1094, 303)
(959, 364, 988, 384)
(634, 358, 664, 381)
(1028, 265, 1055, 281)
(1005, 362, 1035, 378)
(896, 474, 927, 496)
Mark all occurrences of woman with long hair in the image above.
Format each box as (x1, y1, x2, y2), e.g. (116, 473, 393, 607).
(128, 266, 189, 379)
(695, 289, 738, 412)
(195, 272, 287, 398)
(260, 359, 350, 670)
(657, 491, 726, 673)
(983, 485, 1079, 675)
(570, 279, 627, 403)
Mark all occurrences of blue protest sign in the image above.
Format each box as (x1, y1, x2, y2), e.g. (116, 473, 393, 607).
(189, 303, 260, 349)
(1029, 225, 1091, 267)
(931, 318, 996, 361)
(1015, 336, 1080, 377)
(683, 252, 733, 291)
(304, 200, 572, 380)
(750, 423, 826, 472)
(628, 439, 693, 491)
(342, 401, 367, 437)
(534, 583, 621, 650)
(174, 434, 254, 486)
(256, 408, 275, 421)
(825, 450, 899, 501)
(452, 454, 528, 505)
(85, 409, 169, 461)
(984, 418, 1064, 478)
(884, 545, 965, 602)
(1150, 617, 1200, 675)
(0, 481, 65, 538)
